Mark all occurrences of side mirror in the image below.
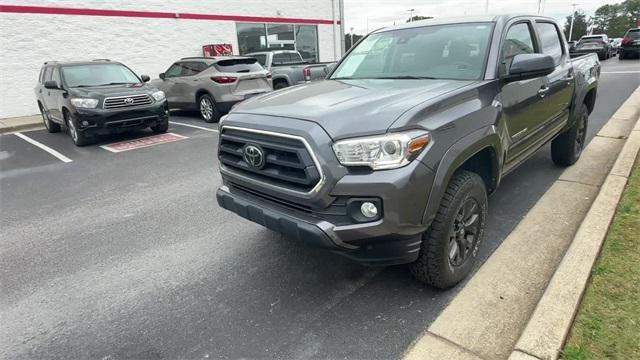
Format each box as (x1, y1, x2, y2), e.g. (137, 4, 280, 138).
(141, 74, 150, 82)
(44, 80, 59, 89)
(159, 73, 166, 80)
(504, 54, 555, 82)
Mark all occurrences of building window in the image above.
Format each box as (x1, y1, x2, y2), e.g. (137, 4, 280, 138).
(237, 23, 267, 54)
(236, 23, 319, 63)
(267, 24, 295, 50)
(295, 25, 318, 63)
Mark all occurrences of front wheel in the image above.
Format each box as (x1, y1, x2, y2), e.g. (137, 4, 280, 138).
(198, 94, 220, 123)
(410, 170, 488, 289)
(551, 104, 588, 166)
(64, 111, 93, 146)
(151, 118, 169, 134)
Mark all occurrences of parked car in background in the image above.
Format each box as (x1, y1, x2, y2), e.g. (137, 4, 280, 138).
(35, 60, 169, 146)
(611, 38, 622, 54)
(215, 15, 600, 289)
(619, 28, 640, 59)
(151, 57, 272, 122)
(571, 34, 614, 60)
(246, 50, 333, 89)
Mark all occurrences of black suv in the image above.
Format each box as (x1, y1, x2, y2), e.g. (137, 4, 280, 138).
(35, 60, 169, 146)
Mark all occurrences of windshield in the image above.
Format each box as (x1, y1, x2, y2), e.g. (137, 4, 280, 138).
(628, 30, 640, 40)
(61, 63, 141, 87)
(331, 23, 493, 81)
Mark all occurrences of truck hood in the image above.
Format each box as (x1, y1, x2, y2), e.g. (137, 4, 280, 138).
(231, 79, 474, 139)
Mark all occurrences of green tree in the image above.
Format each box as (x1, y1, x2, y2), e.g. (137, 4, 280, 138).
(563, 10, 589, 41)
(406, 15, 433, 23)
(590, 0, 640, 37)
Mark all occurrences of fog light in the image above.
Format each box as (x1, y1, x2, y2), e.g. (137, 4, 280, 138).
(81, 120, 89, 127)
(360, 202, 378, 218)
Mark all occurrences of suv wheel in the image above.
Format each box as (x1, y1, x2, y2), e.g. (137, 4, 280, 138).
(410, 170, 488, 289)
(39, 104, 61, 133)
(198, 94, 220, 123)
(64, 110, 93, 146)
(273, 80, 288, 90)
(551, 104, 588, 166)
(151, 118, 169, 134)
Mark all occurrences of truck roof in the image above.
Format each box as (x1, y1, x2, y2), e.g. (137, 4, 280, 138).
(374, 14, 557, 33)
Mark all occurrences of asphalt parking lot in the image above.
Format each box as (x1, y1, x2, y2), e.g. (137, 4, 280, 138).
(1, 57, 639, 359)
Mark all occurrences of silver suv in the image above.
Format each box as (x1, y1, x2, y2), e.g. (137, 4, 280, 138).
(152, 57, 272, 122)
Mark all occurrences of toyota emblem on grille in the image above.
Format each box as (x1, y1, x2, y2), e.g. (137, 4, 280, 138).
(243, 144, 265, 169)
(123, 97, 134, 105)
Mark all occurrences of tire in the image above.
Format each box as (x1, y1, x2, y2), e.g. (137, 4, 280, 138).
(39, 104, 61, 133)
(273, 80, 289, 90)
(410, 170, 488, 289)
(151, 118, 169, 134)
(551, 104, 588, 167)
(619, 51, 626, 60)
(64, 110, 93, 146)
(198, 94, 220, 123)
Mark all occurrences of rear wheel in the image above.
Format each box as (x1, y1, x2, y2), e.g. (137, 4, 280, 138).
(198, 94, 220, 123)
(410, 170, 488, 289)
(273, 80, 288, 90)
(64, 110, 93, 146)
(39, 104, 61, 133)
(551, 104, 588, 166)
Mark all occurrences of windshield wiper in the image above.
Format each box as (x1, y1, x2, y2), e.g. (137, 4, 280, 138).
(372, 75, 437, 80)
(95, 82, 138, 86)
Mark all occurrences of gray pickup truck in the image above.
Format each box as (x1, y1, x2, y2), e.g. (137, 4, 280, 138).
(216, 15, 600, 288)
(247, 50, 333, 89)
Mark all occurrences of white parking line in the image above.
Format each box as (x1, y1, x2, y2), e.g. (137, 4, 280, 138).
(169, 121, 219, 132)
(14, 132, 73, 163)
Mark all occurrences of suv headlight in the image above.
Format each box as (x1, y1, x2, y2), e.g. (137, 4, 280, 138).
(151, 90, 165, 101)
(70, 98, 99, 109)
(332, 131, 431, 170)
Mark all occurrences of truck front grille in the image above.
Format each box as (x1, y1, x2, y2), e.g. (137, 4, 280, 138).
(103, 94, 153, 109)
(218, 127, 322, 193)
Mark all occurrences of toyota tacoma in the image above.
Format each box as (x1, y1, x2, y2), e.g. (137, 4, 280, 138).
(216, 15, 600, 288)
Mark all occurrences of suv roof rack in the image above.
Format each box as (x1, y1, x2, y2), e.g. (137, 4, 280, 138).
(92, 59, 111, 62)
(43, 61, 59, 64)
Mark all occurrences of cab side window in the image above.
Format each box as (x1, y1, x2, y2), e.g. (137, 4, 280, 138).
(535, 22, 564, 64)
(165, 63, 184, 78)
(502, 22, 536, 71)
(42, 67, 53, 82)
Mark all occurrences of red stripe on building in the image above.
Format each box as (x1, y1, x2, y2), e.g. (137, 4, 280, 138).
(0, 5, 340, 25)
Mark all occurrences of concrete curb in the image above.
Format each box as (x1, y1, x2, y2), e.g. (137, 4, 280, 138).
(403, 86, 640, 360)
(0, 115, 43, 134)
(510, 92, 640, 360)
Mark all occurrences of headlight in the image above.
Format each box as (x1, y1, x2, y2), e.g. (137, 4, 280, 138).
(70, 98, 99, 108)
(332, 131, 430, 170)
(151, 90, 165, 101)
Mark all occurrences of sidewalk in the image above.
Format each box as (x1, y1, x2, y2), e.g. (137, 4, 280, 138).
(404, 86, 640, 360)
(0, 115, 42, 134)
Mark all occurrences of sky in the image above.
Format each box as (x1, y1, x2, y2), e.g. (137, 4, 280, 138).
(344, 0, 618, 34)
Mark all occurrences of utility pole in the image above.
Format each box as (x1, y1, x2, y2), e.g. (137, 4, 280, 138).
(407, 8, 415, 22)
(485, 0, 489, 14)
(568, 3, 579, 41)
(537, 0, 542, 14)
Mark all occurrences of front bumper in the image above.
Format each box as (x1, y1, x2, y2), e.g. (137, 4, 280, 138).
(217, 157, 436, 266)
(73, 100, 169, 135)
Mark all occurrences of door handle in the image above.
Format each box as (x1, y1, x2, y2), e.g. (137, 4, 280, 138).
(538, 86, 550, 98)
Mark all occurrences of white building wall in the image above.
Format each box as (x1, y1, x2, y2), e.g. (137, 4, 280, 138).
(0, 0, 340, 118)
